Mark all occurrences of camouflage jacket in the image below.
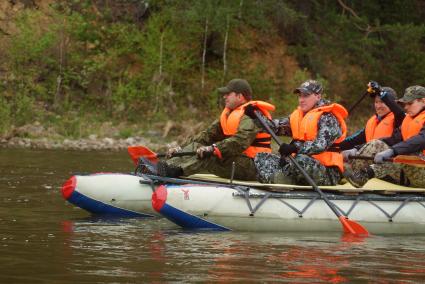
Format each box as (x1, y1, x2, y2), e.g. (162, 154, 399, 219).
(187, 114, 264, 158)
(272, 99, 343, 155)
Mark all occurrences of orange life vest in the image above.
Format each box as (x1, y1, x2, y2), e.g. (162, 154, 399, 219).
(289, 103, 348, 172)
(400, 109, 425, 155)
(220, 101, 275, 158)
(365, 112, 395, 142)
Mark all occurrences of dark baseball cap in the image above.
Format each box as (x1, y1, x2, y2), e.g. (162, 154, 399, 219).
(294, 80, 323, 95)
(398, 85, 425, 103)
(217, 79, 252, 99)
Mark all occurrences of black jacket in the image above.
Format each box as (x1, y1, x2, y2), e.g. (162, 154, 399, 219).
(335, 94, 405, 151)
(383, 113, 425, 155)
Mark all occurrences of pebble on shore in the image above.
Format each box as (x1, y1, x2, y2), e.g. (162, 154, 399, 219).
(0, 120, 197, 151)
(0, 136, 162, 151)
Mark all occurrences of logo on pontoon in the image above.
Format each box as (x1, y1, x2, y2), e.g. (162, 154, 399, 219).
(181, 189, 190, 200)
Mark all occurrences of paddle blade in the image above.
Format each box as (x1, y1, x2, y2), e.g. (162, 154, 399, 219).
(127, 146, 158, 165)
(393, 155, 425, 167)
(339, 216, 369, 236)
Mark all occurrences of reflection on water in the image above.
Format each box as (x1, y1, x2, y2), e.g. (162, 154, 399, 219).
(1, 148, 425, 283)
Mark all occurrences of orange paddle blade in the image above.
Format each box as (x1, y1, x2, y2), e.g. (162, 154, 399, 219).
(339, 216, 369, 236)
(393, 155, 425, 167)
(127, 146, 158, 165)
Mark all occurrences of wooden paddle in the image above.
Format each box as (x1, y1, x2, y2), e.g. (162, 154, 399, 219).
(250, 107, 369, 236)
(127, 146, 196, 165)
(351, 155, 425, 167)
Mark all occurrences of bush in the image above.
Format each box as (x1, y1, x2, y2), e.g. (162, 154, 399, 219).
(0, 98, 11, 134)
(11, 92, 36, 126)
(0, 0, 424, 140)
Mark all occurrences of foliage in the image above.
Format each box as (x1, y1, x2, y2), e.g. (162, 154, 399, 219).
(0, 0, 424, 139)
(0, 97, 11, 134)
(282, 0, 425, 117)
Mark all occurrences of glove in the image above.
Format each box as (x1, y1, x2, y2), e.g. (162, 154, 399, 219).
(244, 104, 258, 119)
(196, 145, 214, 159)
(166, 146, 182, 158)
(279, 157, 288, 167)
(374, 149, 394, 164)
(367, 81, 381, 97)
(342, 148, 358, 162)
(278, 143, 298, 157)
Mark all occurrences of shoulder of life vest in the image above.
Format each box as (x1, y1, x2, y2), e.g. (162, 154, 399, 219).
(315, 103, 348, 119)
(247, 100, 276, 112)
(242, 101, 275, 119)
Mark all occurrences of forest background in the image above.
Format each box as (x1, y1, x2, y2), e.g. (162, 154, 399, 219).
(0, 0, 424, 146)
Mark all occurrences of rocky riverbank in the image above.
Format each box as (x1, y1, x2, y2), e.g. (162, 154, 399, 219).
(0, 120, 194, 151)
(0, 135, 162, 151)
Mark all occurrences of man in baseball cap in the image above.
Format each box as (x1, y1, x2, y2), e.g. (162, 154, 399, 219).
(255, 79, 348, 186)
(217, 78, 252, 100)
(294, 79, 323, 95)
(139, 78, 275, 181)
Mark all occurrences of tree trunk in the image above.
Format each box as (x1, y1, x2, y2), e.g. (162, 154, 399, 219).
(54, 17, 66, 110)
(154, 32, 165, 113)
(222, 14, 229, 83)
(238, 0, 244, 19)
(201, 17, 208, 92)
(159, 32, 164, 77)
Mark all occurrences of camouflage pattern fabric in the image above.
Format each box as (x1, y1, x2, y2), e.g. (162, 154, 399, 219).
(398, 85, 425, 103)
(349, 139, 401, 183)
(368, 140, 425, 187)
(272, 117, 291, 136)
(402, 165, 425, 188)
(370, 160, 425, 187)
(166, 114, 263, 180)
(255, 99, 343, 186)
(167, 142, 257, 180)
(254, 152, 341, 185)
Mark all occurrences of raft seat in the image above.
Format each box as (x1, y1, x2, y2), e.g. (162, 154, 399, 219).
(188, 174, 425, 194)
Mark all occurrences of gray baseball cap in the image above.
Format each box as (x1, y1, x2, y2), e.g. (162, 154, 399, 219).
(398, 85, 425, 103)
(294, 80, 323, 95)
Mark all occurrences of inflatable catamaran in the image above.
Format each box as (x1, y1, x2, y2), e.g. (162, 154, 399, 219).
(61, 172, 425, 234)
(62, 173, 158, 217)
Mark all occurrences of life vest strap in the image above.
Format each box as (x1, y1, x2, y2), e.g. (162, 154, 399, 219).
(250, 142, 271, 148)
(253, 137, 271, 143)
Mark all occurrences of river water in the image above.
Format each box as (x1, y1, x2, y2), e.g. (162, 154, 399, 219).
(1, 148, 424, 283)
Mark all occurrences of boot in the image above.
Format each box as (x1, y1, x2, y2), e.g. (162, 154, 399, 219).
(272, 172, 294, 185)
(157, 161, 184, 178)
(135, 157, 158, 175)
(345, 167, 374, 188)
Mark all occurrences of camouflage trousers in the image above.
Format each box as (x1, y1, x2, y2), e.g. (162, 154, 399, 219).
(360, 140, 425, 188)
(349, 139, 401, 184)
(398, 164, 425, 188)
(254, 152, 341, 186)
(166, 143, 257, 181)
